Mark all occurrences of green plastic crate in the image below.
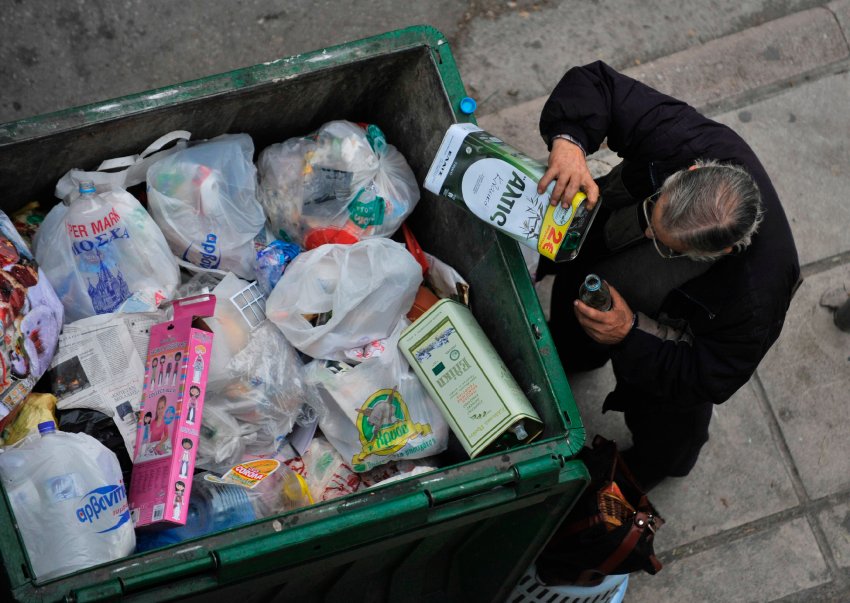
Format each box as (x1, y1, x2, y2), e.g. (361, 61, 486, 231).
(0, 26, 587, 603)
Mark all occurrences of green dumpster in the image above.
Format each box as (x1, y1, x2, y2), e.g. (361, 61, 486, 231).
(0, 26, 587, 603)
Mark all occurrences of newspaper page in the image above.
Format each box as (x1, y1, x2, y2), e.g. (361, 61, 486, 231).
(48, 312, 164, 455)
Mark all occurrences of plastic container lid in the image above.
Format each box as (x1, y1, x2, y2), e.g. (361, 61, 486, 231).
(584, 274, 602, 291)
(459, 97, 477, 115)
(37, 421, 56, 435)
(78, 180, 96, 194)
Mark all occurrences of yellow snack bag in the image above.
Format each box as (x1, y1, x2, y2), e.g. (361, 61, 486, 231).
(1, 393, 58, 446)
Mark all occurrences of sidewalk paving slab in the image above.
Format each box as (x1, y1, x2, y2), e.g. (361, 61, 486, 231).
(477, 4, 850, 166)
(829, 0, 850, 40)
(572, 366, 800, 552)
(713, 72, 850, 266)
(647, 380, 800, 552)
(628, 517, 830, 601)
(818, 500, 850, 569)
(755, 263, 850, 499)
(625, 6, 849, 111)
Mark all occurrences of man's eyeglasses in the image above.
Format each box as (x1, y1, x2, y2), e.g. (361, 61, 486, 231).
(642, 193, 684, 259)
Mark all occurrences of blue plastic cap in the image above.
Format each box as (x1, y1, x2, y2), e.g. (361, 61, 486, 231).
(459, 97, 477, 115)
(37, 421, 56, 435)
(584, 274, 602, 291)
(78, 180, 96, 194)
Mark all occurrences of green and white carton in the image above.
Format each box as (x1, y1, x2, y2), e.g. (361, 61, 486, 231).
(424, 123, 599, 262)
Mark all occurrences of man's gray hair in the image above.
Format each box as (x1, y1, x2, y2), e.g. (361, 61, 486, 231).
(660, 159, 764, 260)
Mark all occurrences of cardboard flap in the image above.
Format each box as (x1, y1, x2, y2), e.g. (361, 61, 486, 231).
(172, 295, 217, 323)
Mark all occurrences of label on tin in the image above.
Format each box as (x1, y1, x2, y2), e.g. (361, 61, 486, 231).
(407, 316, 512, 452)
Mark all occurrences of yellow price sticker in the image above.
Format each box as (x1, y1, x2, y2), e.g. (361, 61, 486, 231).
(537, 192, 586, 260)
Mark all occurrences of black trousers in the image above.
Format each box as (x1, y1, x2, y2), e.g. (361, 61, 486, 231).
(541, 167, 713, 487)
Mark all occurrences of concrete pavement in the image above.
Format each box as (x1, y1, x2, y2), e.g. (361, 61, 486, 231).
(479, 3, 850, 601)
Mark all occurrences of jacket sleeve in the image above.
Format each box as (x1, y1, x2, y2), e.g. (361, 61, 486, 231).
(609, 309, 770, 407)
(539, 61, 726, 160)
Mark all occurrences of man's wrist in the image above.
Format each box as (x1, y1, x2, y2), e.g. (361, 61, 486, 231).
(550, 133, 586, 156)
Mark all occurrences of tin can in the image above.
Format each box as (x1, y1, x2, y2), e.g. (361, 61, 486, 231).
(424, 123, 600, 262)
(398, 298, 543, 458)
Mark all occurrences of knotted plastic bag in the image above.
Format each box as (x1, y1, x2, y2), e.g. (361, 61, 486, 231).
(257, 120, 419, 248)
(304, 320, 449, 472)
(266, 238, 421, 361)
(33, 181, 179, 322)
(147, 134, 267, 279)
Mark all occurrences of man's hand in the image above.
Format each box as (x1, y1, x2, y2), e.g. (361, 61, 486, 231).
(537, 137, 600, 209)
(574, 282, 635, 345)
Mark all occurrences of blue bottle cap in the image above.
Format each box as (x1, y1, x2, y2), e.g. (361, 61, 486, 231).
(584, 274, 602, 291)
(79, 181, 96, 194)
(459, 97, 477, 115)
(37, 421, 56, 435)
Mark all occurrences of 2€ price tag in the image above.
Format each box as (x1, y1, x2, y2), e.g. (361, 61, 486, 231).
(537, 191, 586, 260)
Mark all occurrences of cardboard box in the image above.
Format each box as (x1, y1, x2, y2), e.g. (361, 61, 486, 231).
(129, 295, 215, 527)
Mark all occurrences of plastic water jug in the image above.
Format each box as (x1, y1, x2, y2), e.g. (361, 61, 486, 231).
(0, 421, 135, 579)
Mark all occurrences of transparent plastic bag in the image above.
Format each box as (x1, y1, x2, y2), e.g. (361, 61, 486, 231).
(33, 181, 178, 322)
(257, 121, 419, 248)
(266, 238, 421, 361)
(195, 323, 323, 473)
(304, 321, 449, 472)
(147, 134, 266, 279)
(284, 436, 363, 502)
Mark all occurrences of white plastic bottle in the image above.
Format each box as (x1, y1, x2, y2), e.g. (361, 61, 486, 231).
(0, 421, 135, 579)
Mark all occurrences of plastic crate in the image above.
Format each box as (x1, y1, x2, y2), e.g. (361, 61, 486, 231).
(0, 26, 588, 603)
(509, 564, 629, 603)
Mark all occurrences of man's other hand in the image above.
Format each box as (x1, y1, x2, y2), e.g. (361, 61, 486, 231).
(574, 282, 634, 344)
(537, 138, 600, 209)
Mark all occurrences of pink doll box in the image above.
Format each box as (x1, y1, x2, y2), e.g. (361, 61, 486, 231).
(129, 295, 216, 527)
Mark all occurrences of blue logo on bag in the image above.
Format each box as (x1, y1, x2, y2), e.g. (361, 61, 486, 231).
(183, 233, 221, 269)
(75, 484, 130, 533)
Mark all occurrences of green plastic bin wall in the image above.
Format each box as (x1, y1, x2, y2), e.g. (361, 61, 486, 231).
(0, 26, 587, 603)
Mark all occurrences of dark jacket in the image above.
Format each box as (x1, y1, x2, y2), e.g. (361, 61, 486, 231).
(540, 61, 800, 411)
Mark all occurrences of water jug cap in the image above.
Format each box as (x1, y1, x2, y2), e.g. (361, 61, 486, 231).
(37, 421, 56, 435)
(459, 97, 477, 115)
(78, 180, 96, 194)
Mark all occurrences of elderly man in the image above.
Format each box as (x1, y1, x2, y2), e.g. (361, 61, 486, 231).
(537, 62, 800, 490)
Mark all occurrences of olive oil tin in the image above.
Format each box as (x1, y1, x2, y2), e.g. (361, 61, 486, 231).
(398, 298, 543, 458)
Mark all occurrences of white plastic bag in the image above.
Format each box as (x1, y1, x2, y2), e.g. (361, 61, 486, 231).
(33, 182, 179, 322)
(257, 120, 419, 248)
(147, 134, 266, 279)
(266, 238, 421, 361)
(283, 436, 363, 502)
(304, 321, 449, 472)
